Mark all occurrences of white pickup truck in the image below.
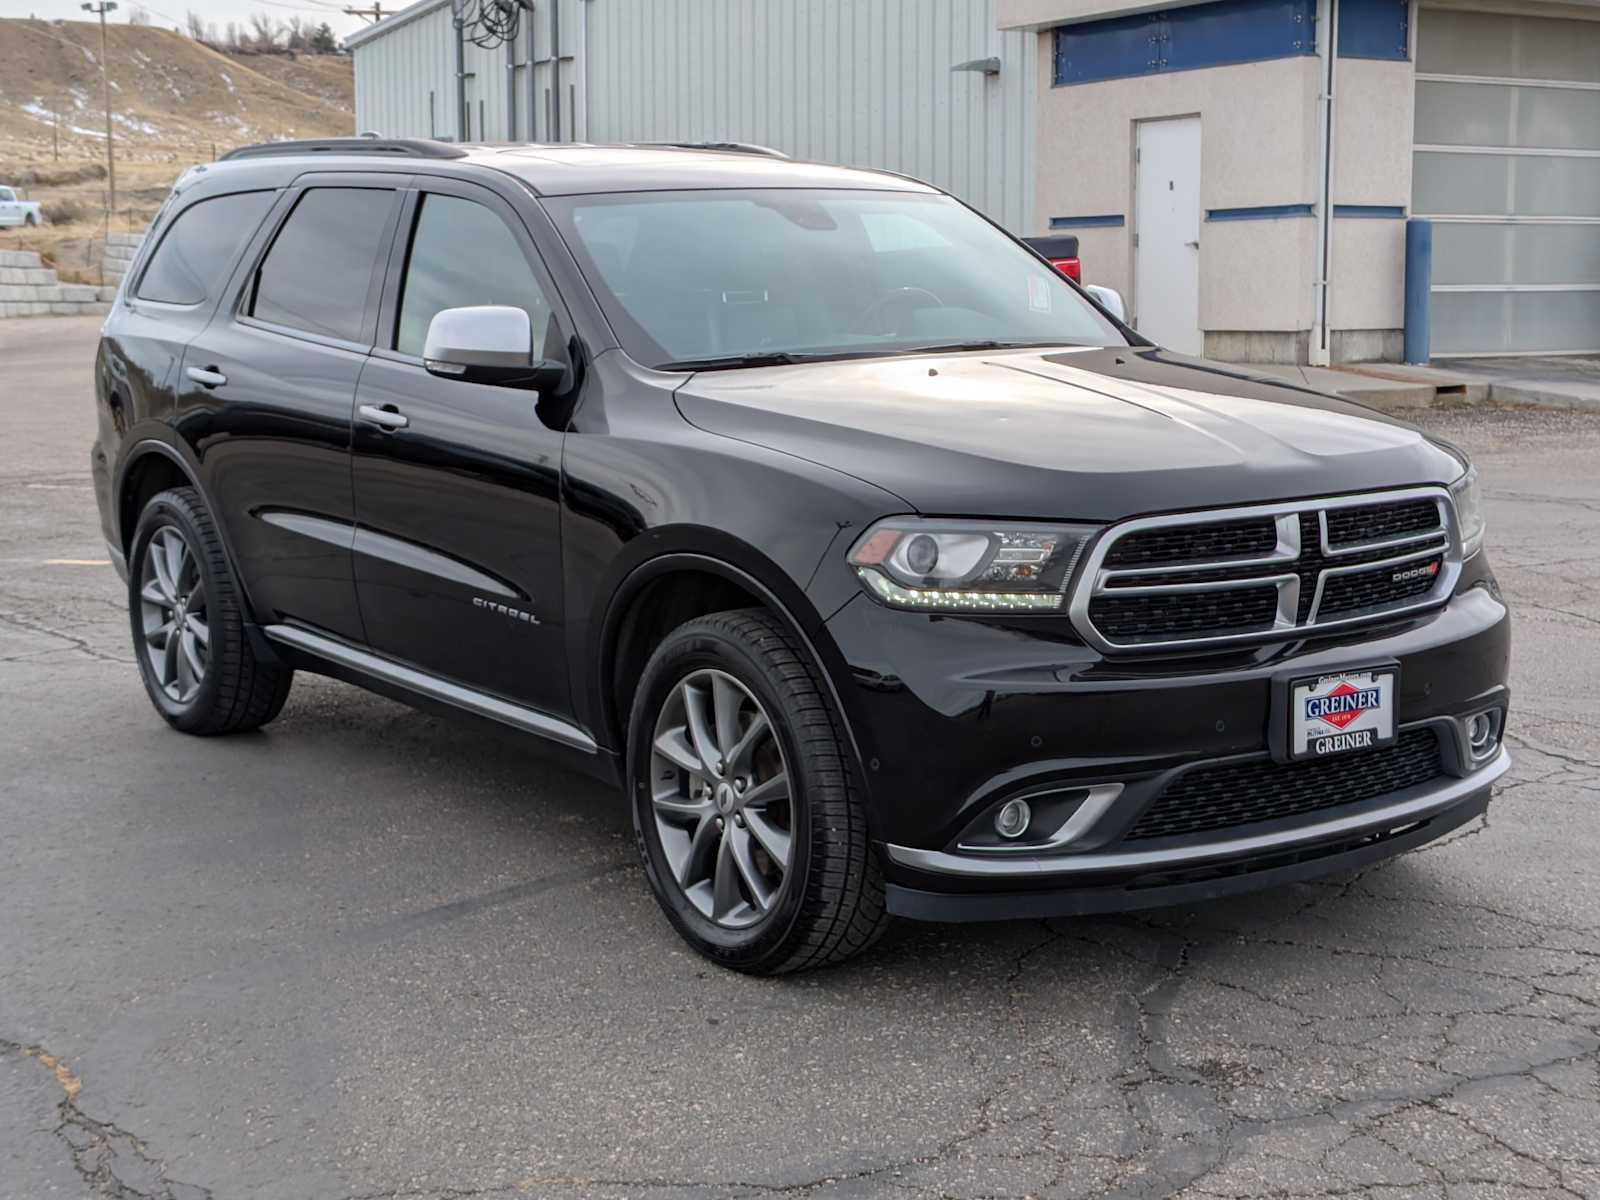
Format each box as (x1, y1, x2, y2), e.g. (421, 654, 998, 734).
(0, 186, 44, 228)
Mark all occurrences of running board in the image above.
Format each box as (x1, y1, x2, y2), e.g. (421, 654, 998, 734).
(262, 624, 598, 754)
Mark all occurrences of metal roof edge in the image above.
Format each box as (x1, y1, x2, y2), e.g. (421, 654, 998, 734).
(343, 0, 453, 50)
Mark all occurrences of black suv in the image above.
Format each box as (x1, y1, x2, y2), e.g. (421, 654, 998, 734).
(92, 140, 1510, 973)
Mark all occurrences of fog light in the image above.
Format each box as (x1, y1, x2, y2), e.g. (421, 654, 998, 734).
(1468, 712, 1497, 758)
(994, 798, 1031, 840)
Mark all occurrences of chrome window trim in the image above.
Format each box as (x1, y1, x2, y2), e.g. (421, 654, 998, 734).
(1068, 486, 1461, 654)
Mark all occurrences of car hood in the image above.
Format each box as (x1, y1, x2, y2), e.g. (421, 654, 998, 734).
(672, 347, 1465, 521)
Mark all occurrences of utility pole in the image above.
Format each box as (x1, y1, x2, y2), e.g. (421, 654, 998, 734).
(81, 1, 118, 223)
(342, 4, 385, 22)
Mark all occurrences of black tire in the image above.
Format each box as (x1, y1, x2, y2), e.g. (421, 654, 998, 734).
(627, 609, 888, 974)
(128, 487, 292, 735)
(24, 213, 37, 227)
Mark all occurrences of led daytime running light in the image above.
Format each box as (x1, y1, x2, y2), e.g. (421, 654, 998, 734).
(859, 568, 1064, 611)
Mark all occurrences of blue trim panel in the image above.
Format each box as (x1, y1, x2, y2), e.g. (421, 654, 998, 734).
(1338, 0, 1409, 61)
(1333, 205, 1407, 219)
(1049, 214, 1125, 229)
(1206, 204, 1316, 222)
(1053, 0, 1317, 87)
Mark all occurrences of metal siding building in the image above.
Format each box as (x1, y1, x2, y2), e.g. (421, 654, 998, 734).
(348, 0, 1037, 232)
(351, 0, 1600, 360)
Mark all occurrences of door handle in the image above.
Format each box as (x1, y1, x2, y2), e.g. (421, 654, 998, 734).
(186, 365, 227, 388)
(359, 403, 409, 431)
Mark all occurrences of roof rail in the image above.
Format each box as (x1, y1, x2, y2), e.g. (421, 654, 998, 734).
(220, 138, 469, 162)
(642, 142, 790, 160)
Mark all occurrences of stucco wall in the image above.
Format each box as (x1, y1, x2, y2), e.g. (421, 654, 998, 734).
(1032, 35, 1322, 337)
(1326, 54, 1415, 335)
(997, 0, 1211, 29)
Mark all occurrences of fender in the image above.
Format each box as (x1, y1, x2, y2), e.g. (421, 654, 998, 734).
(114, 434, 283, 667)
(592, 545, 869, 789)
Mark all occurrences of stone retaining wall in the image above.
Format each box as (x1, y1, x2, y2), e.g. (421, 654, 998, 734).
(101, 232, 144, 285)
(0, 250, 117, 318)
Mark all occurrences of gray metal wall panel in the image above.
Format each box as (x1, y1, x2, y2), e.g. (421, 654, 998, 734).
(353, 3, 457, 140)
(581, 0, 1034, 232)
(353, 0, 1033, 230)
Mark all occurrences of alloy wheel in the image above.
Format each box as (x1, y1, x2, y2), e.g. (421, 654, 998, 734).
(138, 526, 210, 704)
(649, 668, 793, 929)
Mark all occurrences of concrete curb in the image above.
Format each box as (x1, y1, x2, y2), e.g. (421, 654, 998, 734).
(1227, 360, 1599, 416)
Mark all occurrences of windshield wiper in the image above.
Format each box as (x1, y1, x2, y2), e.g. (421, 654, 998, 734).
(658, 352, 821, 371)
(895, 339, 1085, 355)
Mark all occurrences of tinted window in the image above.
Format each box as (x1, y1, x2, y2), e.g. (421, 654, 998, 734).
(135, 191, 273, 305)
(251, 187, 394, 342)
(0, 188, 15, 202)
(396, 193, 555, 357)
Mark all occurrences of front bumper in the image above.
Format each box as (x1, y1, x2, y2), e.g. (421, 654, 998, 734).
(822, 556, 1511, 919)
(885, 747, 1503, 920)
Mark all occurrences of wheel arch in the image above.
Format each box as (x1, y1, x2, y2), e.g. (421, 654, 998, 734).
(114, 438, 271, 649)
(595, 548, 866, 784)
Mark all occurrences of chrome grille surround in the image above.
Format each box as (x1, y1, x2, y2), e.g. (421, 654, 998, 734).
(1069, 487, 1461, 653)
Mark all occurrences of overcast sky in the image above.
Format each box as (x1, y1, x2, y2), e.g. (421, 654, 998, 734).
(0, 0, 369, 39)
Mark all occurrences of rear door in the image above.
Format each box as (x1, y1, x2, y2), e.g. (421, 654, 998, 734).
(179, 174, 405, 643)
(108, 187, 278, 433)
(350, 179, 573, 716)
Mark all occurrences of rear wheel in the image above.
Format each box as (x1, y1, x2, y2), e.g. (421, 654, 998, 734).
(128, 487, 292, 734)
(627, 609, 888, 973)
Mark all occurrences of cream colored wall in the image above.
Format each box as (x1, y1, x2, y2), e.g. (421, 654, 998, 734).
(998, 0, 1208, 30)
(1326, 54, 1415, 333)
(1032, 35, 1322, 336)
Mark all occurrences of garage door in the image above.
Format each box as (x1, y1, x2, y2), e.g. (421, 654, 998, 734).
(1413, 8, 1600, 356)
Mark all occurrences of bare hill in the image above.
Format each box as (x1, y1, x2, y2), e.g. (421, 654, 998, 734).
(0, 19, 352, 163)
(0, 18, 353, 279)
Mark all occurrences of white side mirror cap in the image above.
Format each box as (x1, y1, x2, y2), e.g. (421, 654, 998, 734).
(1083, 285, 1127, 324)
(423, 305, 533, 374)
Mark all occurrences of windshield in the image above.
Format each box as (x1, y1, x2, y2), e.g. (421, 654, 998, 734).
(544, 189, 1130, 369)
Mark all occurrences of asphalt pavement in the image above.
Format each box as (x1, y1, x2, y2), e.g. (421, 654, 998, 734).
(3, 316, 1599, 1200)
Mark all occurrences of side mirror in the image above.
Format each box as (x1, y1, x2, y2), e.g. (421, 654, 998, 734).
(1083, 284, 1127, 324)
(422, 304, 565, 390)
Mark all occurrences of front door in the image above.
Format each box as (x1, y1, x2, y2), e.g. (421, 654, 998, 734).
(350, 181, 573, 718)
(1134, 116, 1203, 355)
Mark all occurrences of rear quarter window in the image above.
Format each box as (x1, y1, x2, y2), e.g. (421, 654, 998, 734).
(135, 191, 274, 306)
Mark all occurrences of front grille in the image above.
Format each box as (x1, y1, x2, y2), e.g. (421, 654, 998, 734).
(1126, 728, 1444, 841)
(1105, 517, 1278, 568)
(1326, 498, 1440, 548)
(1319, 554, 1446, 617)
(1091, 587, 1279, 639)
(1074, 490, 1455, 650)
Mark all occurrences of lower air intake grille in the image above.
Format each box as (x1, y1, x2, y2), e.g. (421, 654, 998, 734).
(1125, 729, 1444, 841)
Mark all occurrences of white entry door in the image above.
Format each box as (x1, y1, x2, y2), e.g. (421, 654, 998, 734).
(1134, 117, 1203, 355)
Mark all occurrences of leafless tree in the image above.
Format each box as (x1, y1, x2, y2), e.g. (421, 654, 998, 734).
(247, 12, 281, 51)
(127, 5, 152, 25)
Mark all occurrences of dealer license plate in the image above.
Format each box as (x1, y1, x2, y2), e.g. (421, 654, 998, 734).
(1290, 670, 1397, 760)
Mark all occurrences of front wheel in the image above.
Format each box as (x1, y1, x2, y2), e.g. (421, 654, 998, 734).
(627, 610, 888, 974)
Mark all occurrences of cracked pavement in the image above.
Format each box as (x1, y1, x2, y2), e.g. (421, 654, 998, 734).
(2, 316, 1598, 1199)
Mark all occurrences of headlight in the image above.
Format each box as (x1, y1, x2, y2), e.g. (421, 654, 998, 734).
(1450, 466, 1486, 558)
(847, 518, 1097, 612)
